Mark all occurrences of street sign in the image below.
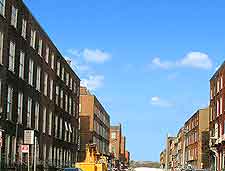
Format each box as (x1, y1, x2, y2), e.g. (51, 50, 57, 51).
(21, 145, 29, 153)
(24, 130, 34, 145)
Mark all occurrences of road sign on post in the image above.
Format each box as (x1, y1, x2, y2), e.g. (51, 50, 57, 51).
(21, 145, 29, 153)
(24, 130, 34, 145)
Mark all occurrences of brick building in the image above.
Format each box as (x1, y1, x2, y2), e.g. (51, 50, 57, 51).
(79, 87, 110, 161)
(184, 108, 209, 169)
(0, 0, 80, 170)
(110, 124, 122, 160)
(209, 62, 225, 171)
(125, 150, 130, 166)
(160, 149, 166, 169)
(120, 136, 126, 162)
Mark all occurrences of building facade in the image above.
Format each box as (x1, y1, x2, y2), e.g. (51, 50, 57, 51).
(160, 149, 166, 169)
(125, 150, 130, 166)
(120, 136, 126, 163)
(209, 63, 225, 171)
(0, 0, 80, 169)
(184, 108, 209, 169)
(79, 87, 110, 161)
(110, 124, 122, 161)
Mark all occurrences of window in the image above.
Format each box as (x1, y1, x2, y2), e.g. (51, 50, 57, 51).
(18, 92, 23, 124)
(30, 29, 36, 49)
(68, 123, 72, 142)
(0, 0, 5, 16)
(44, 72, 48, 96)
(48, 111, 52, 135)
(57, 61, 60, 76)
(50, 79, 53, 100)
(66, 73, 69, 86)
(45, 46, 49, 63)
(35, 102, 39, 130)
(56, 86, 59, 105)
(43, 106, 46, 133)
(70, 78, 73, 90)
(64, 122, 68, 141)
(36, 66, 41, 91)
(11, 6, 18, 28)
(51, 53, 54, 70)
(0, 31, 3, 64)
(21, 18, 27, 39)
(65, 94, 68, 112)
(220, 97, 223, 115)
(48, 144, 52, 165)
(9, 41, 15, 72)
(221, 77, 223, 90)
(28, 59, 34, 86)
(55, 115, 58, 137)
(111, 132, 116, 139)
(59, 118, 62, 139)
(0, 79, 2, 113)
(43, 144, 46, 163)
(74, 81, 77, 94)
(19, 51, 25, 79)
(60, 90, 63, 108)
(38, 39, 42, 56)
(69, 97, 72, 114)
(217, 100, 220, 116)
(61, 67, 64, 81)
(7, 85, 13, 120)
(27, 97, 32, 128)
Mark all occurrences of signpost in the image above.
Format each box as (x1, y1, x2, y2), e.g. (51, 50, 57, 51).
(24, 130, 35, 171)
(21, 144, 30, 171)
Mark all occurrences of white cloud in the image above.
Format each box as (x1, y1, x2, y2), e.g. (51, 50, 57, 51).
(83, 48, 111, 63)
(151, 51, 213, 70)
(150, 96, 173, 107)
(81, 75, 104, 91)
(152, 57, 173, 69)
(180, 52, 212, 69)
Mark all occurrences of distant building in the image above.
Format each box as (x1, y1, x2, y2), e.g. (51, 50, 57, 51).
(120, 136, 126, 162)
(110, 124, 122, 160)
(125, 150, 130, 165)
(160, 149, 166, 169)
(79, 87, 110, 161)
(184, 108, 209, 169)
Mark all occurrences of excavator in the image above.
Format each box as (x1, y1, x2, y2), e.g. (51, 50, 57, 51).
(73, 144, 109, 171)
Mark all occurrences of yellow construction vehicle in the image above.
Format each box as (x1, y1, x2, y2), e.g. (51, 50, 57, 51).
(75, 144, 108, 171)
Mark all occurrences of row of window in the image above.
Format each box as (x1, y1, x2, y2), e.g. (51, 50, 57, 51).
(94, 107, 110, 126)
(93, 136, 108, 154)
(185, 132, 198, 146)
(211, 76, 223, 99)
(93, 120, 109, 140)
(4, 83, 77, 144)
(2, 135, 75, 167)
(0, 5, 79, 96)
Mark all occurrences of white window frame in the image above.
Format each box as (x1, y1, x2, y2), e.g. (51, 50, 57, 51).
(9, 41, 15, 72)
(51, 53, 54, 70)
(0, 31, 3, 65)
(65, 94, 68, 112)
(55, 115, 58, 137)
(30, 29, 36, 49)
(66, 73, 69, 86)
(36, 66, 41, 91)
(0, 0, 5, 17)
(35, 102, 39, 130)
(27, 97, 32, 128)
(38, 39, 42, 56)
(69, 97, 72, 114)
(19, 51, 25, 79)
(48, 111, 52, 135)
(28, 59, 34, 86)
(50, 79, 53, 100)
(56, 86, 59, 105)
(45, 46, 49, 63)
(11, 6, 18, 28)
(60, 90, 63, 108)
(59, 118, 62, 139)
(44, 72, 48, 96)
(57, 61, 60, 76)
(18, 92, 23, 124)
(61, 67, 64, 81)
(7, 85, 13, 120)
(21, 18, 27, 39)
(43, 106, 46, 133)
(70, 78, 73, 90)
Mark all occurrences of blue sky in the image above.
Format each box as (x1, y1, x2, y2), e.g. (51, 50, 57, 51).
(24, 0, 225, 161)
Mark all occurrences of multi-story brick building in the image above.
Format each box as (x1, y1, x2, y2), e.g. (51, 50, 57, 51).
(79, 86, 110, 161)
(0, 0, 80, 169)
(209, 63, 225, 171)
(110, 124, 122, 161)
(184, 108, 209, 169)
(177, 127, 185, 167)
